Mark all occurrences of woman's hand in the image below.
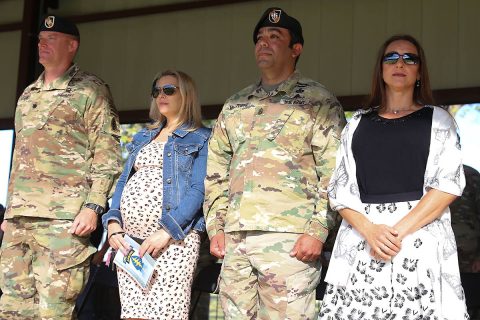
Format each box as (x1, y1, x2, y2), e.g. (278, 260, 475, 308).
(338, 208, 402, 261)
(364, 222, 402, 261)
(107, 221, 130, 254)
(393, 189, 458, 241)
(139, 229, 171, 258)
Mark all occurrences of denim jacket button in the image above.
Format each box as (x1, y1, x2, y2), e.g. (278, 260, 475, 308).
(165, 205, 171, 211)
(167, 152, 172, 157)
(166, 178, 172, 184)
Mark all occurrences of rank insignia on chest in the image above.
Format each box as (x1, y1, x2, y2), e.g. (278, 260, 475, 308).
(280, 98, 307, 106)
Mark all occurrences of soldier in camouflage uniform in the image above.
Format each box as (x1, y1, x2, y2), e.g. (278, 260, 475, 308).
(451, 165, 480, 272)
(451, 165, 480, 319)
(0, 16, 121, 320)
(203, 7, 346, 320)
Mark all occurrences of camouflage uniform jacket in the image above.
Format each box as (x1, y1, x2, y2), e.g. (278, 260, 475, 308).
(450, 165, 480, 271)
(6, 64, 122, 220)
(204, 71, 346, 243)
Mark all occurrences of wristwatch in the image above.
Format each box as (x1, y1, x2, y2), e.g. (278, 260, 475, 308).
(84, 203, 104, 215)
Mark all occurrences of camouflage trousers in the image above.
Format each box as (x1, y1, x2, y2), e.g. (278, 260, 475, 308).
(0, 217, 96, 320)
(220, 231, 321, 320)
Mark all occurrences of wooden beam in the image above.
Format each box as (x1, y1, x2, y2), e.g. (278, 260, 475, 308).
(433, 87, 480, 106)
(0, 21, 22, 32)
(115, 86, 480, 124)
(65, 0, 258, 24)
(116, 106, 226, 125)
(0, 118, 14, 130)
(0, 0, 257, 32)
(1, 86, 479, 129)
(16, 0, 42, 100)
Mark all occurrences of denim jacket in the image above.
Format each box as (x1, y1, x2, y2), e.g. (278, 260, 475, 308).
(102, 123, 210, 240)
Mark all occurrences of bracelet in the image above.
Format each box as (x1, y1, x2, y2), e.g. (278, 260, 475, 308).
(108, 231, 125, 241)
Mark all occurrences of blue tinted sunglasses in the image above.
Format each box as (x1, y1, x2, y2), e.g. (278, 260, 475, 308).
(383, 52, 419, 65)
(152, 84, 177, 98)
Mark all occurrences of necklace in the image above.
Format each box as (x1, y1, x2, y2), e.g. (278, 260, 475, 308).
(383, 104, 416, 114)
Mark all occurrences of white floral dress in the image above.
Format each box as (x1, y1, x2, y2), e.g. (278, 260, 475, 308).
(319, 106, 470, 320)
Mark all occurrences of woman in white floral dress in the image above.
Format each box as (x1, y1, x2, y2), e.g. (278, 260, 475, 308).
(319, 35, 469, 320)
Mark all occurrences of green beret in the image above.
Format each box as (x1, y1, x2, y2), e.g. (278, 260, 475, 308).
(39, 15, 80, 39)
(253, 7, 303, 45)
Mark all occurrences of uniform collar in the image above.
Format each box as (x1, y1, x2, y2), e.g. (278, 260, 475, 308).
(249, 70, 301, 99)
(34, 64, 79, 90)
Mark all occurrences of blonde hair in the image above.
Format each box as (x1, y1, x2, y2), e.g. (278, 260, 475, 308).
(148, 70, 202, 130)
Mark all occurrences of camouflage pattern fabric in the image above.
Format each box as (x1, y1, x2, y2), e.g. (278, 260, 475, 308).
(5, 64, 122, 220)
(204, 70, 346, 242)
(451, 165, 480, 273)
(0, 218, 93, 319)
(0, 64, 121, 319)
(220, 231, 321, 320)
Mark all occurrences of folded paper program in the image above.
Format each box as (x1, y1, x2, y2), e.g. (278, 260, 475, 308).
(113, 234, 156, 288)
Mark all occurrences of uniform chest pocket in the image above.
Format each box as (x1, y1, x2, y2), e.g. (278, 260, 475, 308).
(174, 143, 201, 171)
(267, 107, 313, 154)
(225, 106, 254, 149)
(15, 101, 60, 132)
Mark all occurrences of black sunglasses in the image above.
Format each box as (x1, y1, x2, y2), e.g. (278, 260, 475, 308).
(152, 84, 177, 98)
(383, 52, 420, 65)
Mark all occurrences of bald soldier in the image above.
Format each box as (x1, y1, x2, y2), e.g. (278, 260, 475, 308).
(204, 7, 346, 319)
(0, 16, 121, 319)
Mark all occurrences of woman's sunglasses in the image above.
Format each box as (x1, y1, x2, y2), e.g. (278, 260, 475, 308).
(383, 52, 420, 65)
(152, 84, 177, 98)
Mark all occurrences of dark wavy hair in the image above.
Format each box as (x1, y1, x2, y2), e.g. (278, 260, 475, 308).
(366, 34, 434, 108)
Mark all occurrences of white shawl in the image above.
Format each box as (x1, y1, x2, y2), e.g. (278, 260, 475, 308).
(325, 105, 465, 286)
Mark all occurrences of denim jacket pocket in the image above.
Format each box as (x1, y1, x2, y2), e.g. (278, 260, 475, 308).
(174, 143, 201, 171)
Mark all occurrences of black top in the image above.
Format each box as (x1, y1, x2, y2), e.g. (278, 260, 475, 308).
(352, 107, 433, 203)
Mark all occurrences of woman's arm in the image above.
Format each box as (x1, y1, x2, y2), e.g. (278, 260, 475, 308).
(393, 189, 457, 239)
(159, 134, 209, 240)
(339, 207, 401, 260)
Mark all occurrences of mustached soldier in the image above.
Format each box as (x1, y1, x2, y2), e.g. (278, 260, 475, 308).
(204, 7, 346, 319)
(0, 15, 121, 319)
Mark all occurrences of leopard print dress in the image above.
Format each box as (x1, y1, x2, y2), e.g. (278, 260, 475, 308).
(119, 141, 201, 320)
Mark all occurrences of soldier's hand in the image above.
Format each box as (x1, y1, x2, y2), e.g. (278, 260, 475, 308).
(139, 229, 171, 258)
(472, 260, 480, 273)
(69, 207, 98, 236)
(210, 232, 225, 259)
(290, 234, 323, 262)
